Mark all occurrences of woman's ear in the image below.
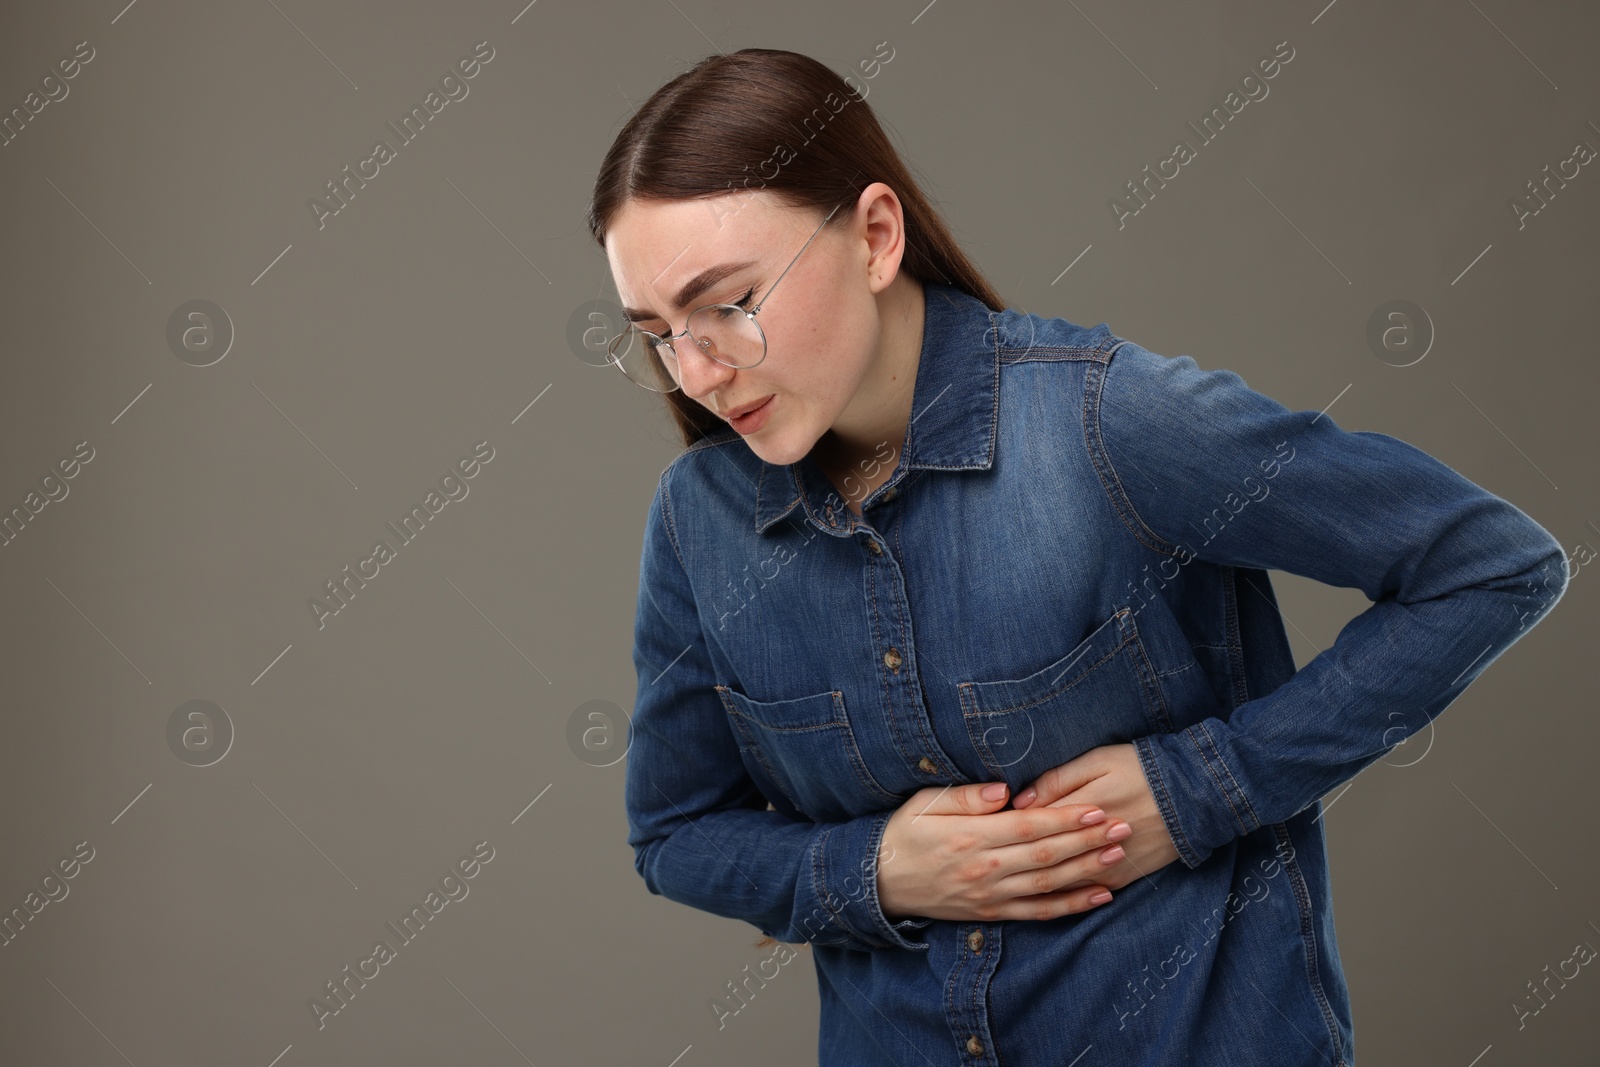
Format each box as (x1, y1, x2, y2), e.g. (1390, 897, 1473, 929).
(858, 183, 907, 294)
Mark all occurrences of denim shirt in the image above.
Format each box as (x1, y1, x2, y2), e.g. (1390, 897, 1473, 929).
(624, 281, 1568, 1066)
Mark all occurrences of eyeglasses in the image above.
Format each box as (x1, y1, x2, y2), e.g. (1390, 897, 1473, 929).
(606, 199, 845, 393)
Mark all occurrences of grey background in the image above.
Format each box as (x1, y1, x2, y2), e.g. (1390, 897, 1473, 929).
(1, 0, 1595, 1064)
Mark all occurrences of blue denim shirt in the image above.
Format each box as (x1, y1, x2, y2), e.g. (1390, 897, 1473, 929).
(624, 281, 1568, 1066)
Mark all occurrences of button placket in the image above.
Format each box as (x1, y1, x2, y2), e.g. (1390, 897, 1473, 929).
(857, 496, 956, 796)
(945, 923, 999, 1066)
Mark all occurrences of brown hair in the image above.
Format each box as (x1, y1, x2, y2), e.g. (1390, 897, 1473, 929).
(587, 47, 1006, 450)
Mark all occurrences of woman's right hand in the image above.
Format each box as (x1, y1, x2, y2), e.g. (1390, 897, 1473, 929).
(876, 781, 1133, 923)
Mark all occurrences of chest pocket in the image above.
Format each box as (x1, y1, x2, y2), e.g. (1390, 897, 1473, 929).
(715, 685, 902, 822)
(957, 607, 1172, 792)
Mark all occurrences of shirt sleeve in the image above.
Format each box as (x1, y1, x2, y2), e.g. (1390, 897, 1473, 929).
(624, 468, 933, 951)
(1091, 339, 1571, 869)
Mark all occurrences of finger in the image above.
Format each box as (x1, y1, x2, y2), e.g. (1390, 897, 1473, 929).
(988, 821, 1132, 887)
(972, 806, 1113, 844)
(1012, 756, 1101, 809)
(987, 884, 1115, 922)
(991, 841, 1131, 900)
(1013, 798, 1106, 826)
(910, 781, 1011, 819)
(1054, 840, 1136, 890)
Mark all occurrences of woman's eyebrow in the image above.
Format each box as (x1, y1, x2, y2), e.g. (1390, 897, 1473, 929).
(621, 260, 759, 323)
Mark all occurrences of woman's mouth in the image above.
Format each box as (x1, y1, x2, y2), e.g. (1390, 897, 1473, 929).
(729, 394, 776, 434)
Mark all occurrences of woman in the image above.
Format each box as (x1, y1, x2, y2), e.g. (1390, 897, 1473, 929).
(589, 49, 1567, 1066)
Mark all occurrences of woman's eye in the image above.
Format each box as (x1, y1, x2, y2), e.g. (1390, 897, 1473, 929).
(735, 287, 755, 309)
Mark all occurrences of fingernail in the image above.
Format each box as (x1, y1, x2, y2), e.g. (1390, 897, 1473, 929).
(1100, 845, 1125, 865)
(1105, 822, 1132, 841)
(1079, 808, 1106, 825)
(981, 782, 1008, 801)
(1017, 787, 1036, 805)
(1089, 889, 1113, 904)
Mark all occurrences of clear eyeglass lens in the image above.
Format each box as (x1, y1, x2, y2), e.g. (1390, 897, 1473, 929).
(684, 304, 765, 370)
(608, 306, 766, 392)
(606, 326, 676, 393)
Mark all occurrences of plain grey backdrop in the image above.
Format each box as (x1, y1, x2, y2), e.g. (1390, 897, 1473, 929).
(1, 0, 1595, 1064)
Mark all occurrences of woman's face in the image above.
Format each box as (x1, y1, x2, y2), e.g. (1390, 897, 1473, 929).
(604, 189, 894, 467)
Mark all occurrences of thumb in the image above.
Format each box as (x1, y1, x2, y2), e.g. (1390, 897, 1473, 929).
(914, 780, 1011, 817)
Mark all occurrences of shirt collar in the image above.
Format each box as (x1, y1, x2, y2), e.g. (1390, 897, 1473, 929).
(753, 280, 1000, 534)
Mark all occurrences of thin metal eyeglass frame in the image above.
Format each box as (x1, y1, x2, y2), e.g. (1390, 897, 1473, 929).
(610, 199, 846, 391)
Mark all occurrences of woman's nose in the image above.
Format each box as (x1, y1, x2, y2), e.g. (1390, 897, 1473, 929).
(673, 334, 735, 399)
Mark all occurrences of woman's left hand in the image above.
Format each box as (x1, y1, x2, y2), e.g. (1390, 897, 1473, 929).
(1010, 743, 1182, 892)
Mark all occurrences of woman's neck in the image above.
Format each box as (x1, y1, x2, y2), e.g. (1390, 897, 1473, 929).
(811, 273, 926, 511)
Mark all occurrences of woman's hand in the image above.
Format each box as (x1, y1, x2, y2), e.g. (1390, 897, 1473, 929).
(876, 781, 1134, 922)
(1011, 743, 1181, 893)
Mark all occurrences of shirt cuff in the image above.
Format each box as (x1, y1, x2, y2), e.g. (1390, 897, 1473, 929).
(1133, 730, 1242, 870)
(808, 811, 933, 951)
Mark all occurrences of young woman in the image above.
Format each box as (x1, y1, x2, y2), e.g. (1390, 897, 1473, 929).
(589, 49, 1568, 1066)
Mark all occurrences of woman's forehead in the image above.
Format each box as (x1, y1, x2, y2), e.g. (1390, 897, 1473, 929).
(608, 193, 784, 260)
(606, 194, 794, 311)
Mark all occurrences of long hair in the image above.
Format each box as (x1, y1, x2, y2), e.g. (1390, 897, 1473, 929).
(588, 47, 1005, 449)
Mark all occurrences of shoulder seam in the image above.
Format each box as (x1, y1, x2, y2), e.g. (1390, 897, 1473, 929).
(1000, 346, 1112, 364)
(994, 318, 1121, 363)
(656, 467, 690, 574)
(1085, 345, 1184, 558)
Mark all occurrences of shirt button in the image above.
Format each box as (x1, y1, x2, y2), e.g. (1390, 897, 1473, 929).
(966, 1035, 984, 1056)
(883, 647, 902, 670)
(917, 756, 938, 774)
(881, 486, 897, 502)
(865, 538, 883, 555)
(967, 929, 984, 953)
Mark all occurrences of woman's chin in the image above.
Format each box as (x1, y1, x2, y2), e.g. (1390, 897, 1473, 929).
(744, 428, 815, 468)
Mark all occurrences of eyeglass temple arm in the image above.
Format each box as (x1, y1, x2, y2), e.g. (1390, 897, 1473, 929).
(749, 200, 845, 314)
